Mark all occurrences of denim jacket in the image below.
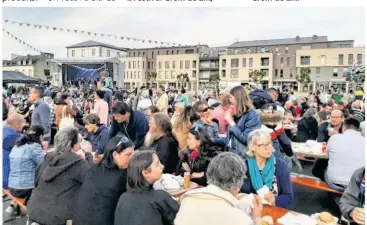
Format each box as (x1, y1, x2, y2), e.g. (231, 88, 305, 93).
(9, 143, 45, 189)
(227, 110, 262, 157)
(192, 120, 226, 146)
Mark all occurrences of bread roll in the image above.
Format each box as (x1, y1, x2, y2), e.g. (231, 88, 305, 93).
(318, 212, 334, 223)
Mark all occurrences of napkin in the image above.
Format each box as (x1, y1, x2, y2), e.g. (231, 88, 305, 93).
(277, 212, 317, 225)
(153, 174, 183, 191)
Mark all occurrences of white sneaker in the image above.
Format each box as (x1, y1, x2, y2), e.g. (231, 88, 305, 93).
(5, 204, 16, 214)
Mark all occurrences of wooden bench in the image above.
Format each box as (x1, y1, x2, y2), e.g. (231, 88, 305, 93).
(3, 189, 27, 213)
(291, 175, 343, 195)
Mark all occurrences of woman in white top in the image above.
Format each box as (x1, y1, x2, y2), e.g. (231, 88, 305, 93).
(137, 90, 153, 112)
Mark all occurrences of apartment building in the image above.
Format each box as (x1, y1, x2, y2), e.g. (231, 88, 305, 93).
(219, 53, 273, 89)
(296, 47, 365, 91)
(2, 53, 54, 80)
(66, 40, 128, 58)
(119, 57, 147, 89)
(156, 54, 200, 92)
(229, 35, 354, 90)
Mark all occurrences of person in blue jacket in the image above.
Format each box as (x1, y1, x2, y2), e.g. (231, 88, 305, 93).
(84, 113, 110, 158)
(109, 102, 149, 149)
(224, 86, 262, 157)
(3, 113, 25, 189)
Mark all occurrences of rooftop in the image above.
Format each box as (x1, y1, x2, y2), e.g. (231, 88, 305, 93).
(127, 44, 209, 51)
(229, 35, 329, 48)
(66, 40, 129, 51)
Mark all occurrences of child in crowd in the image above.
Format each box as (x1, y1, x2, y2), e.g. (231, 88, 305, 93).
(100, 71, 113, 90)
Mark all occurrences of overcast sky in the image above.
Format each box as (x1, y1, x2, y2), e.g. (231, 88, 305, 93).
(2, 7, 365, 59)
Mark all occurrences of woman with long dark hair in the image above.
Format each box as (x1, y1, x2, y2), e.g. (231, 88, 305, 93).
(7, 125, 45, 212)
(175, 127, 222, 186)
(114, 150, 179, 225)
(73, 135, 134, 225)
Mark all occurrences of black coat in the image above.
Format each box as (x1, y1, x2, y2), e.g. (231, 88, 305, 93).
(73, 165, 127, 225)
(151, 135, 179, 174)
(317, 122, 343, 143)
(27, 152, 91, 225)
(114, 189, 179, 225)
(296, 117, 318, 143)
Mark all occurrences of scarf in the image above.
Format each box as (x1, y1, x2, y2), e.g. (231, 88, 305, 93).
(248, 155, 275, 191)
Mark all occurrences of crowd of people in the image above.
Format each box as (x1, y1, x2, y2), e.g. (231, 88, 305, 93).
(2, 71, 366, 225)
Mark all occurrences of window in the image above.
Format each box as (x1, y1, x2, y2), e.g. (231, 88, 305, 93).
(172, 61, 176, 69)
(249, 58, 253, 67)
(192, 60, 196, 68)
(138, 71, 140, 79)
(290, 73, 293, 78)
(143, 61, 145, 69)
(230, 69, 238, 78)
(166, 51, 169, 55)
(159, 61, 162, 69)
(117, 52, 120, 57)
(133, 61, 136, 69)
(165, 71, 169, 79)
(71, 50, 75, 57)
(261, 48, 265, 53)
(138, 52, 140, 57)
(321, 55, 326, 65)
(92, 49, 96, 56)
(172, 50, 174, 54)
(301, 45, 311, 50)
(275, 47, 279, 53)
(285, 46, 289, 54)
(143, 52, 145, 57)
(28, 60, 33, 65)
(152, 52, 154, 58)
(158, 71, 163, 79)
(165, 61, 170, 69)
(222, 59, 226, 67)
(177, 50, 180, 54)
(152, 62, 154, 69)
(316, 67, 320, 74)
(107, 50, 110, 57)
(338, 54, 344, 65)
(261, 57, 269, 66)
(274, 69, 278, 77)
(137, 61, 140, 69)
(221, 70, 226, 78)
(343, 68, 348, 77)
(333, 68, 338, 77)
(158, 51, 160, 55)
(134, 71, 136, 79)
(280, 69, 283, 78)
(133, 52, 136, 57)
(348, 54, 354, 64)
(171, 71, 176, 79)
(148, 61, 150, 69)
(286, 57, 290, 66)
(128, 61, 131, 69)
(300, 56, 310, 65)
(280, 57, 284, 64)
(357, 54, 362, 64)
(185, 60, 190, 69)
(242, 58, 246, 67)
(180, 61, 183, 69)
(231, 59, 239, 67)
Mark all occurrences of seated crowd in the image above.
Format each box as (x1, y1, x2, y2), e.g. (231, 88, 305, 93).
(2, 80, 366, 225)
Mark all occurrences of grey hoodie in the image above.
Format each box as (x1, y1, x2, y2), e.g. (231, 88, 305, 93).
(340, 167, 365, 222)
(27, 151, 91, 225)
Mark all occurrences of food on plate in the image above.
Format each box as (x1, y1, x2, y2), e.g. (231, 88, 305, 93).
(317, 212, 335, 224)
(261, 216, 274, 225)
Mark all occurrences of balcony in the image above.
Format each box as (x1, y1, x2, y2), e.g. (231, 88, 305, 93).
(199, 65, 220, 71)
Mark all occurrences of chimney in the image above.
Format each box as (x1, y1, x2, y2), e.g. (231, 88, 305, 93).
(312, 35, 318, 39)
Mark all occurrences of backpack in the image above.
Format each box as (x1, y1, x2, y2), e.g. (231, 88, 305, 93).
(249, 90, 275, 110)
(59, 106, 75, 130)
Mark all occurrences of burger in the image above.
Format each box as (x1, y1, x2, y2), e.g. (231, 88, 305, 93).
(317, 212, 336, 224)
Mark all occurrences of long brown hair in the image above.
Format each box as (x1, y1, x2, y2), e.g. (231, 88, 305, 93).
(230, 86, 254, 115)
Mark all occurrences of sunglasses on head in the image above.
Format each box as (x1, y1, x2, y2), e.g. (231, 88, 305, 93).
(116, 136, 130, 148)
(200, 107, 210, 113)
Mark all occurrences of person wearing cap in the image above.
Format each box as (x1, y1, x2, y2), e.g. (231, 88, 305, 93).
(73, 136, 135, 225)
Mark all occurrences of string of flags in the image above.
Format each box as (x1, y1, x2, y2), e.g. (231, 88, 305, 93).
(2, 28, 46, 55)
(3, 19, 186, 47)
(67, 64, 106, 72)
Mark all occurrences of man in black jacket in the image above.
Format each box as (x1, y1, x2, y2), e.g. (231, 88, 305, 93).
(109, 102, 149, 149)
(317, 109, 344, 143)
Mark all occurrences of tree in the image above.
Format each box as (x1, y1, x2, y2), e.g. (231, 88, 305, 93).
(147, 72, 157, 87)
(296, 68, 311, 92)
(177, 73, 189, 88)
(209, 73, 220, 93)
(249, 70, 266, 83)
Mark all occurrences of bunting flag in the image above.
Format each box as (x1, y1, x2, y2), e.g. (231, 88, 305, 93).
(3, 19, 186, 47)
(67, 64, 106, 71)
(2, 28, 45, 54)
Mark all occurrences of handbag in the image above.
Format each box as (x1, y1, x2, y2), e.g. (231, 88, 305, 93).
(59, 106, 75, 130)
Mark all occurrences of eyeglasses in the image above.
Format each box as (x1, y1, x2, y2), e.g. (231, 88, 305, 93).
(256, 142, 272, 149)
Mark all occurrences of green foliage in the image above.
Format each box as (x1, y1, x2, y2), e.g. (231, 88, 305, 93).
(296, 68, 311, 85)
(249, 70, 266, 83)
(177, 73, 189, 87)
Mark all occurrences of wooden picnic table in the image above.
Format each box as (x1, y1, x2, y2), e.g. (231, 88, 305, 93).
(296, 151, 328, 159)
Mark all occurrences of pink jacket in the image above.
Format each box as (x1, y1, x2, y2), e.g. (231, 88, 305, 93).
(211, 105, 235, 134)
(93, 99, 109, 125)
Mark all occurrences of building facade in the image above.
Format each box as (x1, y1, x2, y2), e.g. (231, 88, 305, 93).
(219, 52, 273, 89)
(119, 57, 147, 89)
(296, 47, 365, 91)
(228, 35, 354, 90)
(2, 53, 54, 80)
(66, 40, 128, 58)
(155, 54, 200, 92)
